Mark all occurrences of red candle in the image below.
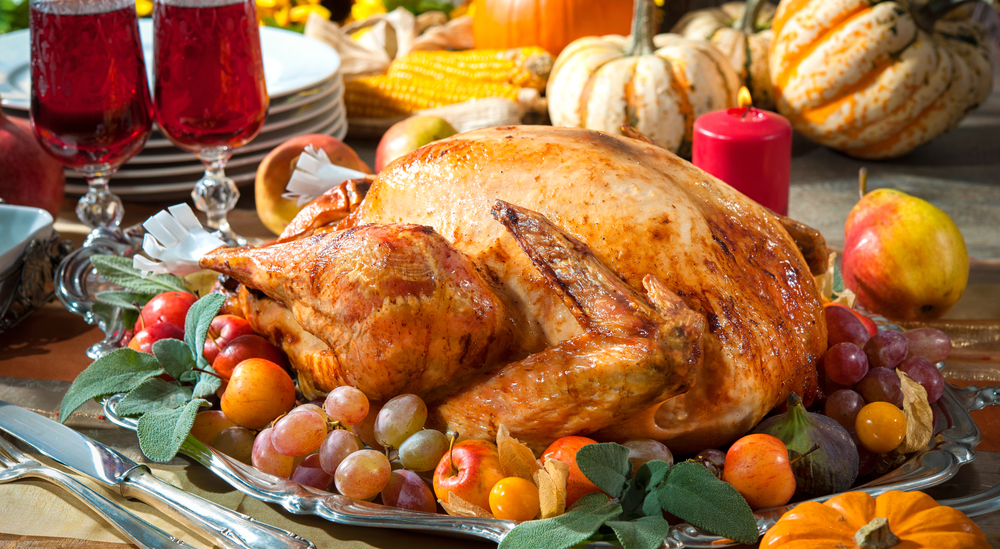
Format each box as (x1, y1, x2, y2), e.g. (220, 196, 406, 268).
(692, 93, 792, 216)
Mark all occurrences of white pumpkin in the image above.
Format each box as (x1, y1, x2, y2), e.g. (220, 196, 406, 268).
(547, 0, 740, 157)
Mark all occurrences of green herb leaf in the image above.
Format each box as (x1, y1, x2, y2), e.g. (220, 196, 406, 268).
(136, 398, 209, 462)
(576, 442, 632, 499)
(152, 338, 197, 380)
(192, 367, 223, 399)
(499, 493, 621, 549)
(607, 515, 671, 549)
(183, 293, 225, 398)
(656, 461, 759, 545)
(91, 255, 188, 294)
(59, 348, 163, 423)
(117, 378, 192, 417)
(94, 290, 150, 311)
(621, 460, 672, 518)
(184, 292, 225, 367)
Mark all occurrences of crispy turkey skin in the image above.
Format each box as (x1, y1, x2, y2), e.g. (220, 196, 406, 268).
(207, 125, 827, 454)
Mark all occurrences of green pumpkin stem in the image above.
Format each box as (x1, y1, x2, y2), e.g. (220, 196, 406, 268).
(854, 517, 901, 549)
(625, 0, 656, 57)
(737, 0, 766, 35)
(912, 0, 975, 33)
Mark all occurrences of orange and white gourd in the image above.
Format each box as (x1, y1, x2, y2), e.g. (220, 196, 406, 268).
(547, 0, 740, 157)
(672, 0, 776, 109)
(769, 0, 993, 159)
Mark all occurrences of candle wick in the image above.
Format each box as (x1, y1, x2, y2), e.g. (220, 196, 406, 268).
(741, 107, 751, 120)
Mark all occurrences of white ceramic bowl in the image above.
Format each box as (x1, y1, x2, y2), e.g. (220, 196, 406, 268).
(0, 204, 54, 275)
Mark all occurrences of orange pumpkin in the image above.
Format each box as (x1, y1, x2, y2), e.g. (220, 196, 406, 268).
(472, 0, 634, 56)
(761, 490, 990, 549)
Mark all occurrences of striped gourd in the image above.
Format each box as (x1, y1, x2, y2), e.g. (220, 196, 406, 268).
(769, 0, 993, 159)
(547, 0, 740, 157)
(672, 0, 776, 110)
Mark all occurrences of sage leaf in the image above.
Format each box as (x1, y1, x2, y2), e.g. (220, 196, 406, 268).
(59, 348, 163, 423)
(117, 378, 192, 417)
(136, 399, 209, 462)
(622, 460, 671, 518)
(192, 366, 222, 399)
(152, 338, 196, 380)
(656, 462, 758, 545)
(576, 442, 632, 499)
(832, 261, 845, 294)
(91, 255, 188, 294)
(184, 292, 225, 368)
(607, 515, 671, 549)
(94, 290, 150, 311)
(499, 493, 621, 549)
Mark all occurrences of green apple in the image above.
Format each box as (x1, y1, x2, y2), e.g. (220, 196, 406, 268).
(841, 188, 968, 320)
(374, 115, 457, 172)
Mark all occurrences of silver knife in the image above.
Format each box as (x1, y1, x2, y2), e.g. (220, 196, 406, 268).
(0, 400, 315, 549)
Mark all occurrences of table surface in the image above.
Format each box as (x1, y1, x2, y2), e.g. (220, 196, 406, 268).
(1, 88, 999, 548)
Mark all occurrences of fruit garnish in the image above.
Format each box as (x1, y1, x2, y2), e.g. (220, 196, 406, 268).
(59, 275, 227, 462)
(854, 402, 907, 454)
(500, 442, 758, 549)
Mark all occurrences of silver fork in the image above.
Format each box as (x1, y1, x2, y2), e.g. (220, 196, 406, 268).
(0, 434, 189, 549)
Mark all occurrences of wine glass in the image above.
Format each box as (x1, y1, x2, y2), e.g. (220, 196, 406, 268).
(29, 0, 153, 231)
(152, 0, 269, 246)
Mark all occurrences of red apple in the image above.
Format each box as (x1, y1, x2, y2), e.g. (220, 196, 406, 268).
(203, 314, 256, 364)
(432, 439, 505, 511)
(255, 134, 372, 235)
(374, 115, 457, 172)
(212, 334, 287, 380)
(128, 322, 185, 354)
(0, 108, 65, 218)
(138, 291, 198, 331)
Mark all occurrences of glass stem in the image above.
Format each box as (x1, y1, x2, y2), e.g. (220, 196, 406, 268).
(77, 165, 124, 231)
(193, 147, 244, 246)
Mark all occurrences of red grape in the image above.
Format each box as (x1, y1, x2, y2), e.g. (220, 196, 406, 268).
(272, 409, 328, 457)
(324, 386, 370, 427)
(290, 454, 334, 490)
(903, 328, 952, 363)
(252, 428, 295, 478)
(824, 342, 869, 386)
(897, 356, 945, 403)
(319, 429, 363, 475)
(824, 305, 870, 347)
(856, 367, 903, 407)
(863, 330, 908, 369)
(824, 389, 866, 431)
(381, 469, 436, 513)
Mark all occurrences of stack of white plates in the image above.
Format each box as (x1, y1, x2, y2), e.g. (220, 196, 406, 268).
(0, 20, 345, 201)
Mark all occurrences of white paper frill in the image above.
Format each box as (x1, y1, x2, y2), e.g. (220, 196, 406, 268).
(133, 204, 227, 278)
(282, 145, 370, 207)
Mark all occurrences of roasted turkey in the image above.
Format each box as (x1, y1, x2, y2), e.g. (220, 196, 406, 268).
(202, 125, 828, 454)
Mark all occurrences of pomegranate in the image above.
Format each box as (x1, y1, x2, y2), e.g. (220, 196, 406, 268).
(0, 101, 66, 217)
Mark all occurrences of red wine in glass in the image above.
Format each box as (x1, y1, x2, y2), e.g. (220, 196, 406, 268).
(29, 0, 153, 229)
(153, 0, 268, 245)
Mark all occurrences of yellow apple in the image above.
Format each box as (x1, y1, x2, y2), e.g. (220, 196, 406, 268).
(842, 188, 968, 320)
(255, 134, 372, 235)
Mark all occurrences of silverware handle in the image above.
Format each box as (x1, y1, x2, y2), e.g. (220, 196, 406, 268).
(119, 465, 315, 549)
(28, 467, 189, 549)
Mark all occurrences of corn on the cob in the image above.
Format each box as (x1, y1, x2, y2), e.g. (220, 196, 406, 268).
(388, 47, 554, 91)
(345, 74, 523, 119)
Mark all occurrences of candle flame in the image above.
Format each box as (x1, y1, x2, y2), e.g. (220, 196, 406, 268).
(738, 87, 753, 108)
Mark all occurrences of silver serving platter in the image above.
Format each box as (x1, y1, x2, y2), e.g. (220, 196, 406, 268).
(103, 382, 1000, 548)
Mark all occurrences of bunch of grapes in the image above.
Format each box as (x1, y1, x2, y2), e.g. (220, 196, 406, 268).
(819, 305, 951, 463)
